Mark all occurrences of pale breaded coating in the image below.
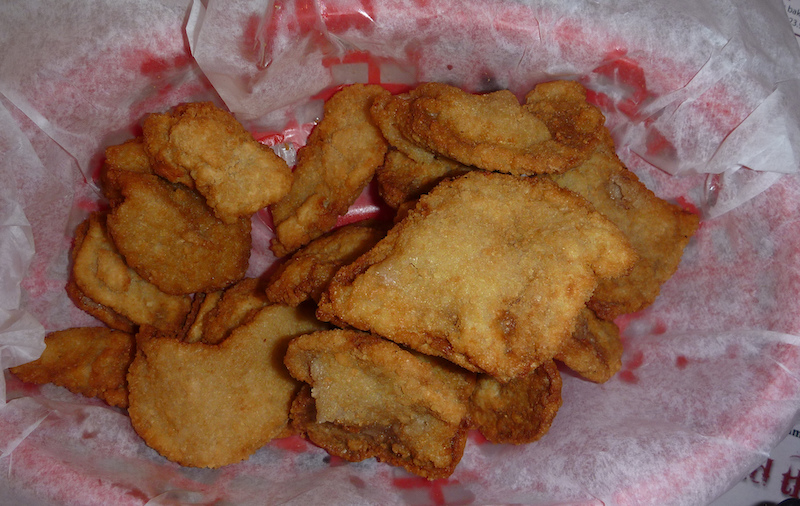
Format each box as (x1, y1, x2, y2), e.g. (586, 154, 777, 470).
(550, 145, 700, 320)
(270, 84, 390, 257)
(555, 307, 623, 383)
(142, 102, 293, 223)
(376, 149, 470, 209)
(10, 327, 134, 409)
(71, 212, 193, 333)
(265, 221, 387, 306)
(284, 329, 476, 480)
(396, 82, 597, 175)
(105, 171, 251, 295)
(468, 361, 562, 445)
(127, 304, 328, 469)
(199, 277, 271, 345)
(317, 172, 637, 381)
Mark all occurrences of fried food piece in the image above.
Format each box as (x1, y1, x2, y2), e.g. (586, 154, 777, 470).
(285, 329, 476, 480)
(105, 171, 250, 295)
(270, 84, 390, 257)
(393, 82, 600, 175)
(100, 137, 155, 206)
(127, 304, 328, 468)
(265, 221, 387, 306)
(468, 361, 562, 445)
(71, 212, 193, 333)
(550, 145, 700, 320)
(142, 102, 293, 223)
(376, 149, 470, 208)
(200, 277, 271, 345)
(555, 308, 623, 383)
(10, 327, 134, 409)
(317, 172, 637, 381)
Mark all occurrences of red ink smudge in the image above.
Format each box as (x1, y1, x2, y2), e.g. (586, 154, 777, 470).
(625, 350, 645, 370)
(676, 355, 689, 369)
(271, 435, 309, 453)
(619, 370, 639, 384)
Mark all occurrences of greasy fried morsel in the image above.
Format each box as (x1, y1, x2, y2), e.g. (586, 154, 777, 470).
(376, 149, 471, 209)
(10, 327, 134, 409)
(270, 84, 390, 257)
(468, 361, 562, 445)
(397, 82, 592, 175)
(200, 277, 271, 345)
(182, 291, 223, 344)
(127, 304, 328, 469)
(105, 171, 251, 295)
(555, 308, 623, 383)
(72, 212, 193, 333)
(265, 221, 388, 306)
(101, 138, 156, 207)
(317, 172, 637, 381)
(550, 146, 700, 320)
(142, 102, 292, 223)
(285, 329, 476, 480)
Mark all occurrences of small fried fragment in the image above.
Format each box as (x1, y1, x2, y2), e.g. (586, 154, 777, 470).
(376, 149, 470, 208)
(127, 304, 328, 469)
(265, 221, 388, 306)
(550, 145, 700, 320)
(106, 171, 250, 295)
(285, 329, 476, 480)
(200, 277, 271, 345)
(270, 84, 391, 257)
(10, 327, 134, 409)
(468, 361, 562, 445)
(318, 172, 637, 381)
(100, 138, 156, 206)
(396, 82, 596, 175)
(555, 308, 623, 383)
(71, 212, 193, 333)
(142, 102, 293, 223)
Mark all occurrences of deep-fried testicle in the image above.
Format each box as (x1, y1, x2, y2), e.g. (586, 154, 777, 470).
(105, 171, 250, 295)
(555, 307, 623, 383)
(127, 304, 328, 469)
(284, 329, 476, 480)
(317, 171, 637, 381)
(71, 212, 193, 333)
(550, 145, 699, 320)
(142, 102, 292, 223)
(468, 361, 562, 445)
(270, 84, 390, 257)
(10, 327, 134, 409)
(265, 221, 387, 306)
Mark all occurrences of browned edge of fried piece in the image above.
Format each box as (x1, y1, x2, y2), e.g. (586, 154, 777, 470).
(9, 327, 135, 408)
(270, 84, 391, 257)
(555, 308, 623, 383)
(265, 220, 389, 307)
(200, 277, 271, 345)
(468, 360, 562, 445)
(376, 149, 472, 209)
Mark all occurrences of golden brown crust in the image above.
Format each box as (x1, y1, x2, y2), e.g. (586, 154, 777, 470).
(285, 329, 475, 480)
(270, 84, 391, 257)
(468, 361, 562, 444)
(200, 277, 271, 345)
(317, 172, 637, 381)
(105, 171, 251, 295)
(10, 327, 135, 408)
(376, 149, 471, 209)
(555, 307, 623, 383)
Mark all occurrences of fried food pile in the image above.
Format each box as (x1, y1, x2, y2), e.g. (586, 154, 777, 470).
(10, 81, 699, 479)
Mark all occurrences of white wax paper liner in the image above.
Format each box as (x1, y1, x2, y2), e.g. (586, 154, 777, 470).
(2, 0, 800, 504)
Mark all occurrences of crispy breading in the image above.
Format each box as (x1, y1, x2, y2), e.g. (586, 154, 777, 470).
(395, 82, 601, 175)
(142, 102, 293, 223)
(285, 329, 476, 480)
(270, 84, 390, 257)
(376, 149, 470, 209)
(550, 145, 700, 320)
(468, 361, 562, 445)
(127, 304, 328, 469)
(105, 171, 250, 295)
(71, 212, 193, 333)
(200, 277, 271, 345)
(10, 327, 134, 409)
(317, 172, 637, 381)
(265, 221, 388, 306)
(555, 307, 623, 383)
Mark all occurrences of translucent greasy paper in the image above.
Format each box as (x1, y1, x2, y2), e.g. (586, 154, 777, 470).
(1, 0, 800, 504)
